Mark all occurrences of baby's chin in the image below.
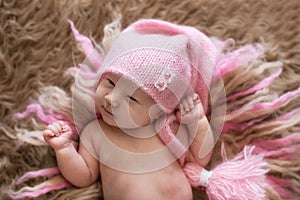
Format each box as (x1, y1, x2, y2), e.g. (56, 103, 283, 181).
(114, 120, 152, 130)
(100, 116, 145, 128)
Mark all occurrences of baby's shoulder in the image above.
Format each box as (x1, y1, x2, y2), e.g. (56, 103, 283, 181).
(79, 119, 103, 160)
(80, 119, 104, 139)
(81, 119, 116, 139)
(81, 119, 100, 132)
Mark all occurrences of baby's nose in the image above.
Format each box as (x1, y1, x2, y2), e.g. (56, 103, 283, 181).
(105, 92, 119, 107)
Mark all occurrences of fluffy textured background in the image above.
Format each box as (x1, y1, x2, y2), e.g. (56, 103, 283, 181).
(1, 0, 300, 199)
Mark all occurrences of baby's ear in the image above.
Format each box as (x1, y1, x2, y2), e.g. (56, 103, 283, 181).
(149, 104, 165, 121)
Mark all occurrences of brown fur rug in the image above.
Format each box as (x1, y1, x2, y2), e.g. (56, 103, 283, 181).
(1, 0, 300, 199)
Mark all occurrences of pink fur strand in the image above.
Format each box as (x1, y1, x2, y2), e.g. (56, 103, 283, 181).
(213, 43, 264, 80)
(264, 144, 300, 160)
(222, 117, 265, 133)
(68, 20, 93, 56)
(226, 87, 300, 118)
(245, 87, 300, 113)
(14, 103, 78, 135)
(277, 108, 300, 120)
(14, 104, 64, 124)
(226, 68, 282, 102)
(253, 142, 300, 161)
(16, 167, 60, 184)
(266, 176, 300, 199)
(7, 181, 71, 199)
(68, 20, 103, 69)
(253, 133, 300, 150)
(223, 107, 300, 133)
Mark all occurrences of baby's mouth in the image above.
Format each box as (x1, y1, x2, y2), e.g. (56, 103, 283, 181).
(102, 106, 113, 116)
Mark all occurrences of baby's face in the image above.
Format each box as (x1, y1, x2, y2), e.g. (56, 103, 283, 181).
(95, 73, 162, 129)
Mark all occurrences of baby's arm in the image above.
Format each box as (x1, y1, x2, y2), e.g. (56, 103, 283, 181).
(177, 94, 214, 167)
(43, 121, 99, 187)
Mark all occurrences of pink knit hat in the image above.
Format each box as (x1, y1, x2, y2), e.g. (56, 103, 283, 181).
(99, 19, 217, 114)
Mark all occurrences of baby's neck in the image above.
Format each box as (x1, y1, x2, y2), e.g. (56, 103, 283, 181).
(121, 122, 157, 139)
(99, 119, 165, 154)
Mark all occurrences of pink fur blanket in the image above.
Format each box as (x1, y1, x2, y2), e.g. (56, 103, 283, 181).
(1, 0, 299, 199)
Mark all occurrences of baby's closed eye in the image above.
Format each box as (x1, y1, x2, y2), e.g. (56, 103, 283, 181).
(127, 95, 139, 103)
(107, 78, 115, 87)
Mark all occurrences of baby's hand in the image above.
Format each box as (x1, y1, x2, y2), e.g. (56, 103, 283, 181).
(43, 121, 73, 151)
(177, 94, 204, 125)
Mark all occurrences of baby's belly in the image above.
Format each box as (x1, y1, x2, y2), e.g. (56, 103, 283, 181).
(100, 162, 193, 200)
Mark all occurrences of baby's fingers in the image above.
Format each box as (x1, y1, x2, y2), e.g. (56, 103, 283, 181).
(180, 97, 190, 113)
(181, 94, 200, 113)
(186, 95, 195, 110)
(57, 121, 72, 133)
(43, 129, 55, 141)
(43, 129, 54, 136)
(192, 93, 200, 103)
(47, 123, 62, 136)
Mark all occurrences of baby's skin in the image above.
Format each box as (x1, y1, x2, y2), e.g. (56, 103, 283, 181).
(44, 81, 213, 200)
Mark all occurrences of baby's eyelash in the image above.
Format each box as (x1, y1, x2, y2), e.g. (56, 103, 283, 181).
(128, 95, 138, 102)
(107, 78, 115, 87)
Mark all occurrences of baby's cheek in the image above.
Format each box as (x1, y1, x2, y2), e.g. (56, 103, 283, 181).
(94, 91, 101, 102)
(148, 104, 163, 121)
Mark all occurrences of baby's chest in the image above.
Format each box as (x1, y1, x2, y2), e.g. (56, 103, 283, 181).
(104, 129, 165, 153)
(100, 163, 192, 200)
